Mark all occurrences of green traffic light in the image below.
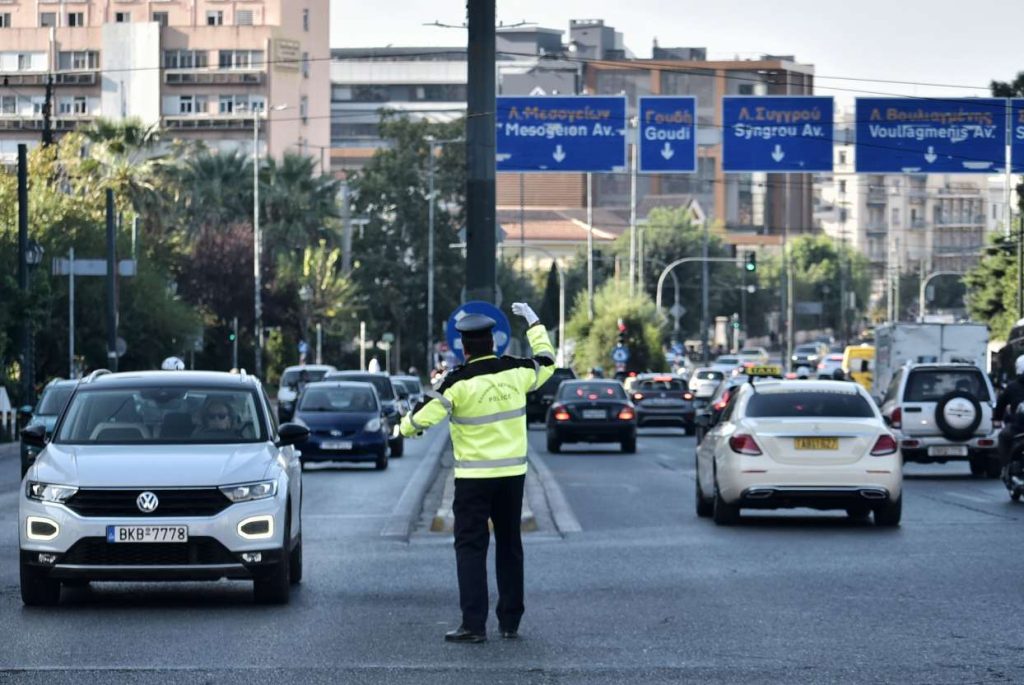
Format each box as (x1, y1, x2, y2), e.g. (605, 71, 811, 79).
(745, 263, 756, 272)
(228, 334, 236, 342)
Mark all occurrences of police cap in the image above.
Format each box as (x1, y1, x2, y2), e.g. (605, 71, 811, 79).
(455, 313, 496, 339)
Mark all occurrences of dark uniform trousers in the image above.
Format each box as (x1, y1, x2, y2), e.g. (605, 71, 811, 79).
(452, 474, 526, 634)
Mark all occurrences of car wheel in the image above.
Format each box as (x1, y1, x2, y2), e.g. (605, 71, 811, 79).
(546, 433, 561, 453)
(20, 561, 61, 607)
(621, 435, 636, 453)
(253, 510, 292, 604)
(873, 496, 902, 527)
(695, 465, 713, 518)
(389, 435, 404, 458)
(969, 457, 985, 477)
(712, 475, 740, 525)
(846, 506, 871, 521)
(374, 447, 389, 471)
(289, 534, 302, 585)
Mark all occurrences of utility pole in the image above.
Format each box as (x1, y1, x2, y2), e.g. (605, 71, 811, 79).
(340, 180, 352, 275)
(231, 316, 239, 370)
(587, 172, 595, 321)
(464, 0, 496, 303)
(427, 141, 437, 376)
(42, 73, 53, 146)
(1018, 213, 1023, 319)
(106, 189, 118, 373)
(628, 126, 638, 296)
(17, 145, 30, 402)
(700, 219, 710, 364)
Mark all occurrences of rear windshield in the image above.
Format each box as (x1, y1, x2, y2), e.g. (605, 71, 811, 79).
(795, 346, 819, 354)
(538, 369, 576, 394)
(299, 386, 377, 413)
(716, 357, 740, 366)
(329, 373, 395, 400)
(745, 391, 875, 418)
(394, 379, 421, 395)
(904, 370, 990, 402)
(559, 383, 626, 400)
(281, 369, 330, 388)
(694, 370, 724, 381)
(37, 385, 74, 415)
(637, 379, 686, 391)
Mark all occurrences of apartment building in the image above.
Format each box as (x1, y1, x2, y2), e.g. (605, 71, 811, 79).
(329, 19, 815, 250)
(0, 0, 328, 164)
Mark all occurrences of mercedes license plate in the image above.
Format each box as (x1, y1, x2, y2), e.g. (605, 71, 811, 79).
(107, 525, 188, 544)
(794, 437, 839, 450)
(582, 409, 606, 420)
(322, 440, 353, 450)
(928, 445, 968, 457)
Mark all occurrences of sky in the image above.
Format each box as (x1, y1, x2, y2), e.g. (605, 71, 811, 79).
(329, 0, 1024, 105)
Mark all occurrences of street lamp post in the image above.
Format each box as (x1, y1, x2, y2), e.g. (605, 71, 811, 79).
(424, 136, 462, 377)
(918, 271, 963, 322)
(252, 103, 288, 380)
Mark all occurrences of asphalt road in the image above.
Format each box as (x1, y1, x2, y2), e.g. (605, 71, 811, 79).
(2, 426, 1024, 683)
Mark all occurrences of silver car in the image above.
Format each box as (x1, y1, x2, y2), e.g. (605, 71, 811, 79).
(19, 370, 308, 606)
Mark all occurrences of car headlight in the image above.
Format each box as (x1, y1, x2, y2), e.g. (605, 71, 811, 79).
(364, 418, 382, 433)
(26, 482, 78, 503)
(219, 480, 278, 503)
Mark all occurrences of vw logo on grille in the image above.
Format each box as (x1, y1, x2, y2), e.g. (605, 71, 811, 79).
(330, 429, 343, 437)
(136, 491, 159, 513)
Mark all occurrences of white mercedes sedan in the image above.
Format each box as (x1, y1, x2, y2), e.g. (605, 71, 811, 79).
(695, 379, 902, 527)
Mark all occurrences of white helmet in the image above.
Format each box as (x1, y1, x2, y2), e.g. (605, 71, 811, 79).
(1015, 354, 1024, 377)
(161, 356, 185, 371)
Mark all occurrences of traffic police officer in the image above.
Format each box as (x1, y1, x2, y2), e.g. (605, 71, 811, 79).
(400, 302, 555, 643)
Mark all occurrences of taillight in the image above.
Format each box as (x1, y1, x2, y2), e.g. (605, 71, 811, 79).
(713, 389, 732, 412)
(870, 434, 898, 456)
(552, 405, 570, 421)
(683, 392, 694, 401)
(890, 407, 902, 429)
(618, 408, 635, 421)
(817, 363, 826, 370)
(633, 392, 644, 401)
(728, 434, 762, 455)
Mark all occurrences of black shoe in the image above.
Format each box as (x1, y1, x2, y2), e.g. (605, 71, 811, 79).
(499, 629, 519, 639)
(445, 626, 487, 643)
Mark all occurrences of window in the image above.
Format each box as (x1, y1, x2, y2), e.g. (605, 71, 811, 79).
(838, 151, 847, 165)
(0, 96, 15, 115)
(0, 13, 11, 28)
(558, 382, 626, 400)
(904, 369, 990, 403)
(58, 96, 88, 115)
(115, 11, 130, 23)
(745, 391, 875, 419)
(58, 51, 99, 71)
(738, 84, 755, 95)
(67, 12, 85, 27)
(40, 12, 56, 28)
(178, 96, 194, 114)
(17, 54, 31, 71)
(300, 95, 308, 122)
(72, 96, 87, 115)
(303, 9, 309, 31)
(236, 10, 253, 26)
(152, 12, 168, 27)
(163, 50, 208, 69)
(302, 52, 309, 78)
(218, 50, 263, 69)
(206, 11, 223, 26)
(838, 180, 846, 194)
(219, 95, 234, 114)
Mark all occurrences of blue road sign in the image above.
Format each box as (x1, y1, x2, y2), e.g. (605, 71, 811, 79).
(722, 96, 834, 173)
(496, 96, 628, 172)
(1012, 100, 1024, 173)
(638, 96, 697, 173)
(856, 98, 1007, 173)
(445, 301, 512, 364)
(611, 346, 630, 364)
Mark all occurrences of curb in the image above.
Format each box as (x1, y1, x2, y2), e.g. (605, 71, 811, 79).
(380, 423, 449, 541)
(528, 448, 582, 536)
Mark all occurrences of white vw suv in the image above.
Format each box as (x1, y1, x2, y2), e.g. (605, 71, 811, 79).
(19, 370, 308, 606)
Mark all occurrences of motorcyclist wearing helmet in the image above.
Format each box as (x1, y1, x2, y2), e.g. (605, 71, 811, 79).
(995, 354, 1024, 469)
(161, 357, 185, 371)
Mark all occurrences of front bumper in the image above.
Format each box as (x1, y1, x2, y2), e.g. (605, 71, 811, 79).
(20, 491, 288, 582)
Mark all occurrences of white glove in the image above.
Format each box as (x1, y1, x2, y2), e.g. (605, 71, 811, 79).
(511, 302, 539, 326)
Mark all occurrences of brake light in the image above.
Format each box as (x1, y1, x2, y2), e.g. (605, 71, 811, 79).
(617, 408, 635, 420)
(552, 405, 570, 421)
(713, 389, 732, 411)
(633, 392, 644, 401)
(890, 407, 902, 429)
(728, 434, 762, 455)
(817, 362, 826, 370)
(870, 434, 898, 456)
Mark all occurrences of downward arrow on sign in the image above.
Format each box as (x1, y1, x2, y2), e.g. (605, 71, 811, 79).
(771, 145, 785, 163)
(924, 146, 937, 164)
(552, 145, 566, 163)
(660, 142, 675, 160)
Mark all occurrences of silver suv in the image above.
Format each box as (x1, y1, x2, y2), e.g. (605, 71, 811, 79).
(19, 370, 308, 606)
(879, 363, 1000, 477)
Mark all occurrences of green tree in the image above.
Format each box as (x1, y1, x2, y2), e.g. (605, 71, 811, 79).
(965, 234, 1018, 339)
(784, 235, 872, 335)
(567, 280, 665, 374)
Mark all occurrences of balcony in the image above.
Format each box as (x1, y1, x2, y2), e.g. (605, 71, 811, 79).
(864, 221, 887, 235)
(908, 187, 928, 202)
(867, 188, 888, 204)
(162, 115, 257, 131)
(935, 215, 986, 226)
(934, 244, 983, 255)
(910, 218, 927, 229)
(0, 116, 94, 131)
(164, 69, 265, 86)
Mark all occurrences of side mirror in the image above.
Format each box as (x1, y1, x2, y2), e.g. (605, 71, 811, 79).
(276, 422, 310, 447)
(21, 424, 47, 448)
(19, 404, 34, 416)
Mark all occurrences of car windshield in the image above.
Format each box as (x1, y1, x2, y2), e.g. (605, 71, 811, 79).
(740, 349, 762, 356)
(795, 346, 819, 354)
(54, 387, 266, 444)
(904, 369, 990, 402)
(695, 370, 724, 381)
(716, 357, 740, 366)
(330, 373, 395, 400)
(299, 386, 377, 413)
(281, 369, 329, 388)
(37, 385, 74, 415)
(560, 383, 625, 400)
(746, 390, 875, 418)
(637, 379, 686, 390)
(396, 378, 421, 394)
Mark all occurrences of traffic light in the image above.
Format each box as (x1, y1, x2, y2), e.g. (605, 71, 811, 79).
(745, 251, 757, 272)
(730, 313, 741, 330)
(228, 332, 236, 342)
(616, 318, 626, 345)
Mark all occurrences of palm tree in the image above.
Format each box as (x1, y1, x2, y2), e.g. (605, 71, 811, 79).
(174, 148, 253, 237)
(260, 153, 341, 257)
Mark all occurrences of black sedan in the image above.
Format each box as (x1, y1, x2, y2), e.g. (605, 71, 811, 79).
(631, 375, 697, 434)
(526, 367, 576, 423)
(546, 380, 637, 453)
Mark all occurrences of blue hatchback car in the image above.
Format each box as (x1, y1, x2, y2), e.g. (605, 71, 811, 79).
(293, 381, 390, 470)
